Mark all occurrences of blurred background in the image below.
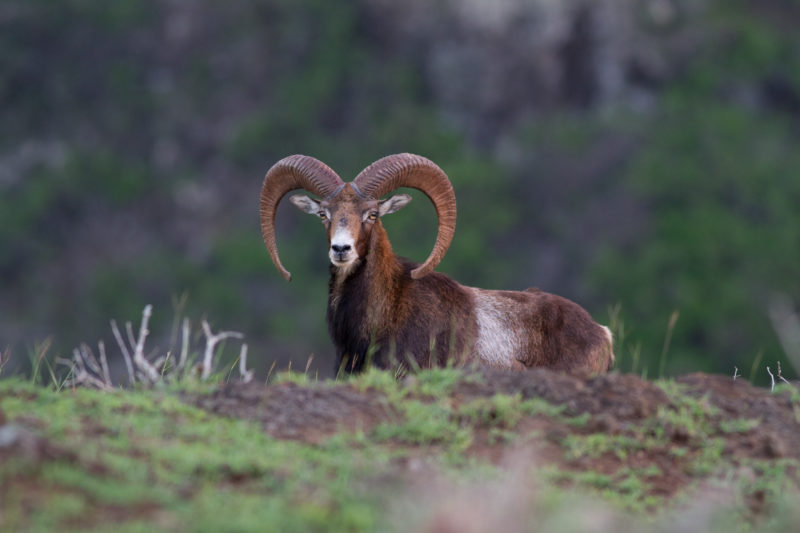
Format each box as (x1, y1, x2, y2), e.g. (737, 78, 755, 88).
(1, 0, 799, 380)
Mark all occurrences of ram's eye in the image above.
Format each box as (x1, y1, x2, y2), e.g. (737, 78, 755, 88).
(367, 212, 378, 221)
(318, 212, 327, 220)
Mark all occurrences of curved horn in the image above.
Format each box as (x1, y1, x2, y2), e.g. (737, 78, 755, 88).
(353, 153, 456, 279)
(260, 155, 343, 281)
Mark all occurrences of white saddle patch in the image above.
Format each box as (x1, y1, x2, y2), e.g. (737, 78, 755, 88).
(471, 290, 523, 368)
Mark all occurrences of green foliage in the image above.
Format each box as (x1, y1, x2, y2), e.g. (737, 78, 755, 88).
(719, 418, 761, 434)
(588, 6, 800, 377)
(592, 101, 800, 375)
(459, 394, 525, 428)
(0, 378, 388, 532)
(4, 0, 800, 378)
(412, 367, 465, 398)
(374, 398, 472, 453)
(562, 433, 646, 462)
(271, 369, 318, 386)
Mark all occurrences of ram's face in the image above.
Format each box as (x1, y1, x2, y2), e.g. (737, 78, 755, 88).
(289, 184, 411, 274)
(319, 189, 377, 269)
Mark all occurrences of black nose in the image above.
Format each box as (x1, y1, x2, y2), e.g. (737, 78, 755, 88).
(331, 244, 351, 253)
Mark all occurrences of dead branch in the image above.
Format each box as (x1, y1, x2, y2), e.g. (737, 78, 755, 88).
(98, 341, 111, 385)
(111, 319, 136, 385)
(67, 305, 250, 390)
(767, 366, 776, 392)
(57, 343, 114, 391)
(776, 361, 791, 386)
(177, 317, 190, 374)
(200, 320, 244, 380)
(80, 343, 102, 377)
(238, 344, 253, 383)
(132, 305, 160, 383)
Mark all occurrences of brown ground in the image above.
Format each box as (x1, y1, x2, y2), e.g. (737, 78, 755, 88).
(192, 368, 800, 506)
(3, 367, 799, 530)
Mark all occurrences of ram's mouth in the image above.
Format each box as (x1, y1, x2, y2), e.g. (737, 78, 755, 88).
(330, 256, 360, 277)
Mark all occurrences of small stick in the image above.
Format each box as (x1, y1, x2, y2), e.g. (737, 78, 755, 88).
(133, 305, 160, 383)
(58, 354, 113, 391)
(80, 344, 102, 376)
(733, 366, 739, 381)
(55, 356, 75, 379)
(125, 322, 137, 354)
(177, 317, 190, 373)
(767, 366, 776, 392)
(111, 319, 136, 385)
(776, 361, 791, 385)
(200, 320, 244, 380)
(238, 344, 253, 383)
(98, 341, 112, 386)
(71, 348, 87, 375)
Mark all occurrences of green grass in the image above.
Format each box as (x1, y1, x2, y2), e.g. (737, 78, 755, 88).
(0, 378, 390, 532)
(374, 398, 473, 454)
(2, 367, 799, 532)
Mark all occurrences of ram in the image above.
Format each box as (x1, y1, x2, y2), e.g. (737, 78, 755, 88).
(260, 153, 614, 375)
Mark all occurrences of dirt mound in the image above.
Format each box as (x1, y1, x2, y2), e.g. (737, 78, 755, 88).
(0, 423, 75, 465)
(453, 368, 670, 420)
(677, 373, 799, 459)
(192, 368, 800, 509)
(193, 380, 393, 443)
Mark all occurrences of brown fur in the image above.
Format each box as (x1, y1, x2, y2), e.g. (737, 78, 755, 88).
(328, 222, 477, 373)
(292, 184, 614, 376)
(508, 288, 612, 374)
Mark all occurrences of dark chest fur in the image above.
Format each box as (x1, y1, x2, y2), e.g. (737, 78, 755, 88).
(326, 259, 475, 374)
(326, 263, 375, 372)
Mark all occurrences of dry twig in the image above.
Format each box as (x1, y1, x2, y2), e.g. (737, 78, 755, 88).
(200, 320, 244, 380)
(776, 361, 791, 386)
(132, 305, 160, 383)
(64, 304, 252, 390)
(111, 318, 136, 385)
(57, 343, 114, 391)
(177, 317, 190, 373)
(238, 344, 253, 383)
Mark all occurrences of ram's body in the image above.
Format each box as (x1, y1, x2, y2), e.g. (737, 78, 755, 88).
(259, 153, 614, 376)
(326, 221, 613, 374)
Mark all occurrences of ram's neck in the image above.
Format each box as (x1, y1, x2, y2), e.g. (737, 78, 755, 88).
(364, 224, 404, 326)
(328, 223, 402, 330)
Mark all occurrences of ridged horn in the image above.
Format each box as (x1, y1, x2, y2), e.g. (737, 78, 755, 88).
(353, 153, 456, 279)
(260, 155, 343, 281)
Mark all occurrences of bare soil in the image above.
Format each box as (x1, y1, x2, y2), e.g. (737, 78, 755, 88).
(191, 368, 800, 505)
(4, 367, 798, 530)
(193, 379, 393, 444)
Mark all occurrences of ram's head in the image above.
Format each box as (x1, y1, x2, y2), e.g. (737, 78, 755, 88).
(259, 153, 457, 281)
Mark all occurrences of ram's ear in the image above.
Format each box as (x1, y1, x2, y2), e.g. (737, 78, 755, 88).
(289, 194, 321, 215)
(378, 194, 412, 217)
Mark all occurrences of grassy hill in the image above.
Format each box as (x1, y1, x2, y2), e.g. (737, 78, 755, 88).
(2, 367, 799, 532)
